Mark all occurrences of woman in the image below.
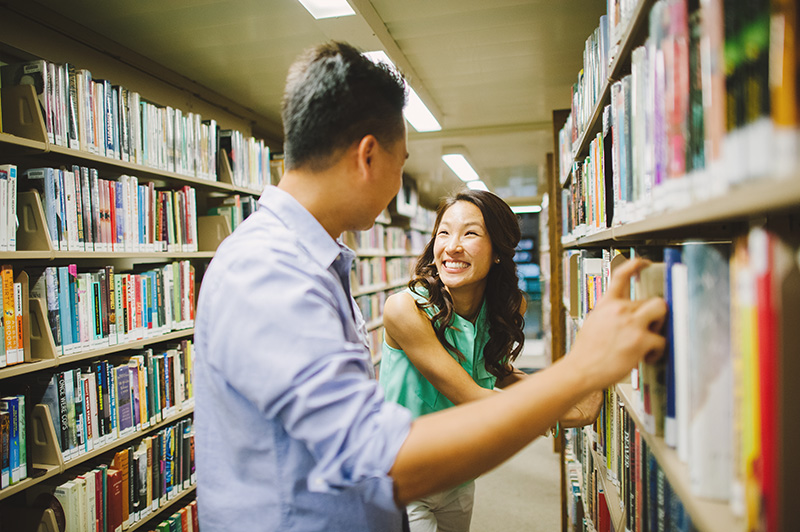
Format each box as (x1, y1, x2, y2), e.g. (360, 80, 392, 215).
(380, 189, 599, 531)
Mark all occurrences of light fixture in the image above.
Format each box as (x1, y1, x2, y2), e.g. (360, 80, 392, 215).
(441, 147, 481, 182)
(510, 205, 543, 214)
(363, 51, 442, 132)
(296, 0, 354, 19)
(466, 180, 489, 192)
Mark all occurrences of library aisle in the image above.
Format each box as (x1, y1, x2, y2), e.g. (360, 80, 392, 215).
(472, 341, 560, 532)
(472, 436, 561, 532)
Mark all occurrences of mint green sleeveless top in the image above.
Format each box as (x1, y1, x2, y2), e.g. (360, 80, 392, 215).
(379, 288, 497, 418)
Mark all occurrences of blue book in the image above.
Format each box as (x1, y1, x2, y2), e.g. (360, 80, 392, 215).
(0, 410, 9, 487)
(67, 266, 80, 348)
(107, 362, 117, 436)
(115, 364, 133, 435)
(114, 181, 125, 249)
(56, 266, 74, 351)
(0, 396, 20, 483)
(663, 247, 682, 449)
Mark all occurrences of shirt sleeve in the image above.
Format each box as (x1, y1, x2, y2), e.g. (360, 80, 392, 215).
(202, 242, 413, 494)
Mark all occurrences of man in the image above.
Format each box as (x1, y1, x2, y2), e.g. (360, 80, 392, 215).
(194, 41, 667, 531)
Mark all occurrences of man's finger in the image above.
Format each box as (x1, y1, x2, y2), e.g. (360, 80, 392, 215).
(634, 297, 668, 332)
(606, 258, 651, 300)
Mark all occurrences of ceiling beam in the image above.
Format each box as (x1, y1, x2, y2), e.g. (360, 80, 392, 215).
(408, 121, 553, 141)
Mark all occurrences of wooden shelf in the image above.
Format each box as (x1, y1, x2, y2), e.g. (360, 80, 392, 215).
(561, 172, 800, 245)
(616, 384, 745, 532)
(352, 279, 408, 297)
(613, 175, 800, 238)
(0, 403, 193, 502)
(55, 328, 195, 367)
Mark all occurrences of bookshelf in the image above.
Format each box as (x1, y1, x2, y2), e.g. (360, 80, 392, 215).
(0, 5, 274, 530)
(346, 196, 435, 367)
(547, 1, 800, 532)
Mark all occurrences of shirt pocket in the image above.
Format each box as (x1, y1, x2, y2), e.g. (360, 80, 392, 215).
(473, 361, 497, 390)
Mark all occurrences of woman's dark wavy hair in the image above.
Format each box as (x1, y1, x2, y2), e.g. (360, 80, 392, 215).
(408, 189, 525, 380)
(282, 41, 407, 172)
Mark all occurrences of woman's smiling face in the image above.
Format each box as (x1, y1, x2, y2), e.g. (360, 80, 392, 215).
(433, 200, 496, 292)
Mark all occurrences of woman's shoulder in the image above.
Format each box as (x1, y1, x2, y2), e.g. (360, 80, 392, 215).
(384, 289, 431, 330)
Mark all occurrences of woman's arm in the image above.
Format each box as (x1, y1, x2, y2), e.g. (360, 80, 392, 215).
(383, 292, 494, 405)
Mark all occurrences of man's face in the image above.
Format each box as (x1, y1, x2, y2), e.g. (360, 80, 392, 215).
(372, 122, 409, 217)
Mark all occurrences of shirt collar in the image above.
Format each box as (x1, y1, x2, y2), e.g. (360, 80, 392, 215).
(258, 185, 351, 270)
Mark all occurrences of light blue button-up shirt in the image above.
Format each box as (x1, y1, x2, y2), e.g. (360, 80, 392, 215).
(194, 185, 413, 531)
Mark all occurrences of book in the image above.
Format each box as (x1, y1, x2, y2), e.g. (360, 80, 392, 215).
(107, 467, 123, 532)
(684, 242, 731, 501)
(114, 363, 133, 437)
(0, 395, 25, 483)
(0, 410, 9, 488)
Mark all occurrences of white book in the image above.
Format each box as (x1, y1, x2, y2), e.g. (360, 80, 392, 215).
(671, 262, 690, 464)
(0, 168, 7, 252)
(0, 165, 17, 252)
(63, 168, 81, 251)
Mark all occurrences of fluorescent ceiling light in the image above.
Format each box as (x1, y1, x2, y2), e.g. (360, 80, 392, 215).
(511, 205, 543, 214)
(363, 51, 442, 133)
(442, 153, 480, 182)
(466, 180, 489, 192)
(296, 0, 354, 19)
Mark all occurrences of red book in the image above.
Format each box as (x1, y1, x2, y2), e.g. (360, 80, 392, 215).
(754, 230, 778, 532)
(107, 468, 123, 532)
(189, 500, 198, 532)
(179, 507, 189, 532)
(94, 469, 103, 532)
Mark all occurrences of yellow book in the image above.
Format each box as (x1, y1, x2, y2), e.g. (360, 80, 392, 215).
(1, 265, 17, 361)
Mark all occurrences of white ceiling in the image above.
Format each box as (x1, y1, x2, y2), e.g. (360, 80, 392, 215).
(30, 0, 605, 208)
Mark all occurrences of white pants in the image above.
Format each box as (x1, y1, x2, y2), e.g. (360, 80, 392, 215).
(405, 481, 475, 532)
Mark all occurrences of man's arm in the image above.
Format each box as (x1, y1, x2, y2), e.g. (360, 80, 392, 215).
(389, 258, 667, 503)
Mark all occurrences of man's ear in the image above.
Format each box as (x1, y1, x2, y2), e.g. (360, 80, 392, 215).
(357, 135, 379, 172)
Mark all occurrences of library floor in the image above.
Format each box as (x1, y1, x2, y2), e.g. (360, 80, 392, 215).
(470, 340, 562, 532)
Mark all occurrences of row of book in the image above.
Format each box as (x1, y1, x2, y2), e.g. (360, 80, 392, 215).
(344, 224, 412, 255)
(145, 499, 198, 532)
(560, 0, 797, 238)
(562, 225, 799, 531)
(0, 394, 27, 489)
(206, 193, 259, 235)
(29, 261, 195, 356)
(571, 14, 610, 146)
(218, 128, 272, 190)
(566, 416, 694, 532)
(26, 417, 194, 532)
(350, 256, 414, 294)
(36, 343, 194, 462)
(24, 166, 199, 253)
(0, 164, 18, 252)
(0, 265, 25, 368)
(0, 60, 218, 182)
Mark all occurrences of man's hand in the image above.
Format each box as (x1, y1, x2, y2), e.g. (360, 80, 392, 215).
(568, 258, 668, 392)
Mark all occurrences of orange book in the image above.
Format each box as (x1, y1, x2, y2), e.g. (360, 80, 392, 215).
(1, 265, 17, 363)
(111, 450, 129, 527)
